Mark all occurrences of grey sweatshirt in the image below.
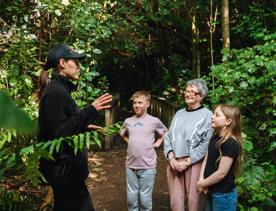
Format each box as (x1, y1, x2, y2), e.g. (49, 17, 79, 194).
(164, 107, 212, 164)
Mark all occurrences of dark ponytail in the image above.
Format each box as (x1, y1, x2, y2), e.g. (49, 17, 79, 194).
(36, 70, 49, 101)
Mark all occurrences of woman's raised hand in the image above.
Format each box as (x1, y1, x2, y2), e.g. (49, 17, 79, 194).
(92, 93, 113, 111)
(87, 124, 102, 130)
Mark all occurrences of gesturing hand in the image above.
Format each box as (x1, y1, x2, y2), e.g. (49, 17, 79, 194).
(92, 93, 113, 111)
(87, 124, 102, 131)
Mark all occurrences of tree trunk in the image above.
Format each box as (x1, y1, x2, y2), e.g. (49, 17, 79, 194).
(191, 0, 201, 78)
(209, 0, 218, 90)
(222, 0, 230, 50)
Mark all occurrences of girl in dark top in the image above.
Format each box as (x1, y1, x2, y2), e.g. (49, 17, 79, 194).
(197, 104, 243, 211)
(37, 44, 112, 211)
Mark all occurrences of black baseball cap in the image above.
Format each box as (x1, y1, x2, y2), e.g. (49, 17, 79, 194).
(43, 44, 86, 70)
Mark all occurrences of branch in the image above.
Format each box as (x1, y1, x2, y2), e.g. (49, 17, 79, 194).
(112, 48, 133, 58)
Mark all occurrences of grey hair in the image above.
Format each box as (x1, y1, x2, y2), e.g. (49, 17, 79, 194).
(186, 79, 208, 98)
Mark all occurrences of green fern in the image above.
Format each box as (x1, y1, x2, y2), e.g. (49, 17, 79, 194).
(17, 122, 122, 186)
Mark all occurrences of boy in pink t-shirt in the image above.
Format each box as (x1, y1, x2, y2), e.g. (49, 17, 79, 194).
(120, 91, 167, 211)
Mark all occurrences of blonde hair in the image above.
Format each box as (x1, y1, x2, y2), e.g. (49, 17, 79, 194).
(131, 90, 151, 102)
(214, 104, 243, 177)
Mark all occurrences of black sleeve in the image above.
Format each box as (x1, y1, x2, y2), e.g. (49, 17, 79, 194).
(221, 138, 239, 159)
(41, 92, 98, 138)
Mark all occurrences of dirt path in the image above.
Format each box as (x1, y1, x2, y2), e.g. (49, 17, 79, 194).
(87, 147, 170, 211)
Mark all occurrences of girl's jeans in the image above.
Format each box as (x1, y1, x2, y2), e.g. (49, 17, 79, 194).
(205, 188, 237, 211)
(126, 168, 156, 211)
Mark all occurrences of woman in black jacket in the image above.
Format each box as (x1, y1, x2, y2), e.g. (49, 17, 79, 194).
(37, 44, 112, 211)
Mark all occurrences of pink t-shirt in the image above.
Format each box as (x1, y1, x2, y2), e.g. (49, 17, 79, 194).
(120, 114, 166, 169)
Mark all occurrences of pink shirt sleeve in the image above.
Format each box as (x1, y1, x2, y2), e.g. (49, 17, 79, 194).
(155, 119, 167, 135)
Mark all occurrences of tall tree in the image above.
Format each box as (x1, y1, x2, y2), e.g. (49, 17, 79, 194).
(191, 0, 201, 77)
(222, 0, 230, 50)
(209, 0, 218, 90)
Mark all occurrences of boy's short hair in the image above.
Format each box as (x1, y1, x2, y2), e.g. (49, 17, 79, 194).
(131, 90, 151, 102)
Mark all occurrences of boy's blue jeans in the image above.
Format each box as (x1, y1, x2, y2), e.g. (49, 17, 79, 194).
(205, 188, 237, 211)
(126, 168, 156, 211)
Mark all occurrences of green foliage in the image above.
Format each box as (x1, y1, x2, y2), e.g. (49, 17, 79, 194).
(72, 61, 109, 107)
(4, 122, 122, 187)
(0, 90, 39, 210)
(237, 160, 276, 209)
(38, 0, 113, 40)
(0, 90, 36, 134)
(237, 136, 276, 209)
(0, 189, 33, 211)
(0, 31, 39, 119)
(232, 3, 275, 44)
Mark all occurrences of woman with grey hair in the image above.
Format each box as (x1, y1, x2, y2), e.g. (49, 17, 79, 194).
(164, 79, 212, 211)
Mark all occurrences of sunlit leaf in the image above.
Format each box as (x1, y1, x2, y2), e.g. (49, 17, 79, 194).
(0, 90, 36, 134)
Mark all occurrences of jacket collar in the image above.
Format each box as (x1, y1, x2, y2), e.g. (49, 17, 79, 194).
(52, 73, 76, 92)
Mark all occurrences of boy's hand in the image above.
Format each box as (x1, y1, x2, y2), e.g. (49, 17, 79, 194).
(154, 130, 167, 148)
(121, 135, 129, 143)
(153, 142, 161, 148)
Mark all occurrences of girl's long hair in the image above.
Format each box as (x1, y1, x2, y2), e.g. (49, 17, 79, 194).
(214, 104, 243, 177)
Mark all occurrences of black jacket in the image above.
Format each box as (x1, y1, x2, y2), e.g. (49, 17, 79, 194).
(38, 74, 98, 185)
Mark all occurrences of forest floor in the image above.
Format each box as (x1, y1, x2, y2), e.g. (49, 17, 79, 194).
(87, 139, 170, 211)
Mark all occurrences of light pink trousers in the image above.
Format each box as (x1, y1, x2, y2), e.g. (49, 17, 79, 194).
(167, 162, 204, 211)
